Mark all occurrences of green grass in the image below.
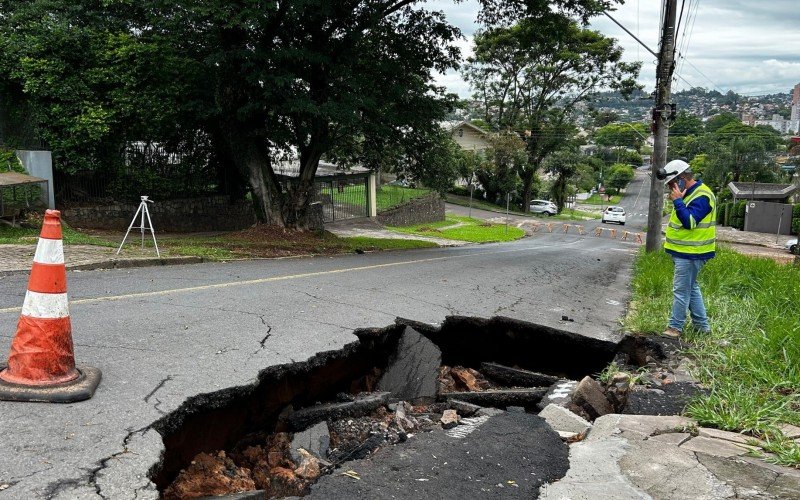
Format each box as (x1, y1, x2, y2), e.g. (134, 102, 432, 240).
(329, 184, 432, 212)
(389, 215, 525, 243)
(0, 222, 116, 247)
(583, 193, 622, 205)
(625, 247, 800, 467)
(376, 185, 432, 211)
(551, 208, 602, 220)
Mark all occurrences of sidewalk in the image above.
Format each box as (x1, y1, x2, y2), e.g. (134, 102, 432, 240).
(540, 413, 800, 499)
(0, 244, 202, 275)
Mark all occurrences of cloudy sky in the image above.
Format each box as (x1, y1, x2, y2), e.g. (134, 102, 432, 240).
(430, 0, 800, 98)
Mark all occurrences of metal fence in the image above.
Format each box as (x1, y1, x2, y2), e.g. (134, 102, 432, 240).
(55, 141, 222, 204)
(312, 175, 369, 223)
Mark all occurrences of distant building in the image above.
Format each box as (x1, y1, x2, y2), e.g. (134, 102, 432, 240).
(754, 113, 800, 134)
(440, 120, 491, 152)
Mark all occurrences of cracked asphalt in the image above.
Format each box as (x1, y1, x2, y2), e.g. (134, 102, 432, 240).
(0, 174, 650, 498)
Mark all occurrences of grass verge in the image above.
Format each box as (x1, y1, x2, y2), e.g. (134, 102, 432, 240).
(583, 193, 622, 205)
(389, 215, 525, 243)
(2, 217, 436, 260)
(625, 247, 800, 467)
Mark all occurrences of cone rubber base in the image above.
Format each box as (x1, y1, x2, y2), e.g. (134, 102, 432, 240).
(0, 364, 101, 403)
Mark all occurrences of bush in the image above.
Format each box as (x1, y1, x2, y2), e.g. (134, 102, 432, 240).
(792, 219, 800, 235)
(731, 217, 744, 230)
(735, 201, 747, 217)
(449, 186, 471, 197)
(793, 204, 800, 218)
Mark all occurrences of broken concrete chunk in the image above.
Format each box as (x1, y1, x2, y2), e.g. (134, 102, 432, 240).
(440, 409, 460, 429)
(480, 362, 558, 388)
(538, 403, 592, 435)
(290, 422, 330, 464)
(475, 407, 504, 418)
(535, 379, 578, 411)
(448, 399, 483, 417)
(572, 376, 613, 419)
(441, 388, 547, 409)
(376, 327, 441, 403)
(287, 392, 390, 431)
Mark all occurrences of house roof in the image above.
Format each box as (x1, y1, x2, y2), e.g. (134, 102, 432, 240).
(440, 120, 490, 136)
(727, 181, 798, 199)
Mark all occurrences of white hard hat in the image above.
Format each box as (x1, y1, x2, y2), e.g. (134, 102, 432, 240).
(656, 159, 691, 184)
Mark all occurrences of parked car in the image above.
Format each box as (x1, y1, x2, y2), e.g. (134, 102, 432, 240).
(601, 206, 626, 225)
(529, 199, 557, 216)
(785, 238, 798, 254)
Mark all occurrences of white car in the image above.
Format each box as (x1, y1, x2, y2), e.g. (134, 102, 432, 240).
(602, 206, 626, 225)
(530, 199, 557, 216)
(785, 238, 798, 254)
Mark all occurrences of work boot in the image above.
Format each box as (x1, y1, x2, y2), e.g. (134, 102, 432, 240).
(660, 327, 681, 339)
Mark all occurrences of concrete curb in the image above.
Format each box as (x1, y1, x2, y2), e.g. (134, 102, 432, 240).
(0, 256, 204, 277)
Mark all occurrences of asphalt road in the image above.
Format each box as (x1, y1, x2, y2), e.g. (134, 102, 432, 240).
(0, 173, 650, 499)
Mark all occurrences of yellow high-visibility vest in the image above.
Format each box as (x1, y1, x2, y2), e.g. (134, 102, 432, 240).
(664, 182, 716, 255)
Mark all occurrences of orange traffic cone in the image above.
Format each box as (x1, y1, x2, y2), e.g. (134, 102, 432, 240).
(0, 210, 101, 403)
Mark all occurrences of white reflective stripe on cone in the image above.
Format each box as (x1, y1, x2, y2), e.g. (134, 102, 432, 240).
(33, 238, 65, 265)
(21, 291, 70, 319)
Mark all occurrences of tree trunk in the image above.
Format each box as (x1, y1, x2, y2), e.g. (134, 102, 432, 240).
(282, 148, 323, 229)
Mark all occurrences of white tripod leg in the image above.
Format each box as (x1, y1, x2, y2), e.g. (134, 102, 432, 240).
(143, 202, 160, 257)
(140, 201, 147, 252)
(117, 202, 144, 255)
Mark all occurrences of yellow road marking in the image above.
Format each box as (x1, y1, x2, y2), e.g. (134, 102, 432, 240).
(0, 242, 580, 315)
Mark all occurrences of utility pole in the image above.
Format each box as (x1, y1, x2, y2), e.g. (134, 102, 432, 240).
(646, 0, 678, 252)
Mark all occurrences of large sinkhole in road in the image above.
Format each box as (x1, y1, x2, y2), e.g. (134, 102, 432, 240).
(150, 316, 664, 499)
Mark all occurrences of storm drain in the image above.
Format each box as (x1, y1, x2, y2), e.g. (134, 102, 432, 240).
(150, 316, 668, 499)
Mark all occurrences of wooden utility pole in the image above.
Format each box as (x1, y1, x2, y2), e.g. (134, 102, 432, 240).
(646, 0, 678, 252)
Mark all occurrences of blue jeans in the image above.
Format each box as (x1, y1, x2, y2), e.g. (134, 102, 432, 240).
(669, 256, 710, 332)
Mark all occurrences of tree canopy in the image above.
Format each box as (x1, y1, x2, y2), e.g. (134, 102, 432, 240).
(462, 14, 639, 211)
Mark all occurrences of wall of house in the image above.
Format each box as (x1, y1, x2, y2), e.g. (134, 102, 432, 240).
(63, 195, 256, 232)
(376, 192, 445, 226)
(452, 127, 490, 152)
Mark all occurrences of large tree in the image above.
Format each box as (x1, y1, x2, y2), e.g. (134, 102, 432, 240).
(593, 122, 649, 150)
(144, 1, 461, 228)
(462, 14, 639, 212)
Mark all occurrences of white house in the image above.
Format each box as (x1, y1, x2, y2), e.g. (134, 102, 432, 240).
(441, 120, 491, 152)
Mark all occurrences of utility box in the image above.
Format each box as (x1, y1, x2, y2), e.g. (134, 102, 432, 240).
(744, 201, 792, 235)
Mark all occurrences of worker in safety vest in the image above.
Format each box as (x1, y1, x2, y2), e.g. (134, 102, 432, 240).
(657, 159, 715, 339)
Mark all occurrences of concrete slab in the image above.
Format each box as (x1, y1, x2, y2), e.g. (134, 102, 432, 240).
(618, 438, 735, 499)
(648, 432, 691, 446)
(698, 427, 759, 446)
(778, 423, 800, 439)
(539, 403, 592, 435)
(680, 436, 751, 458)
(615, 414, 696, 438)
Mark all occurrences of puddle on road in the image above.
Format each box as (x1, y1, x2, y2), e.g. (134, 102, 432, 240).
(151, 316, 666, 499)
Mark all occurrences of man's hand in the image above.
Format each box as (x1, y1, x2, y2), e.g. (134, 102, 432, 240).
(669, 182, 686, 201)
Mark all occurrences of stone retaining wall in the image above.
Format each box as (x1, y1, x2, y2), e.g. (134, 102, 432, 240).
(377, 192, 445, 227)
(62, 196, 256, 232)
